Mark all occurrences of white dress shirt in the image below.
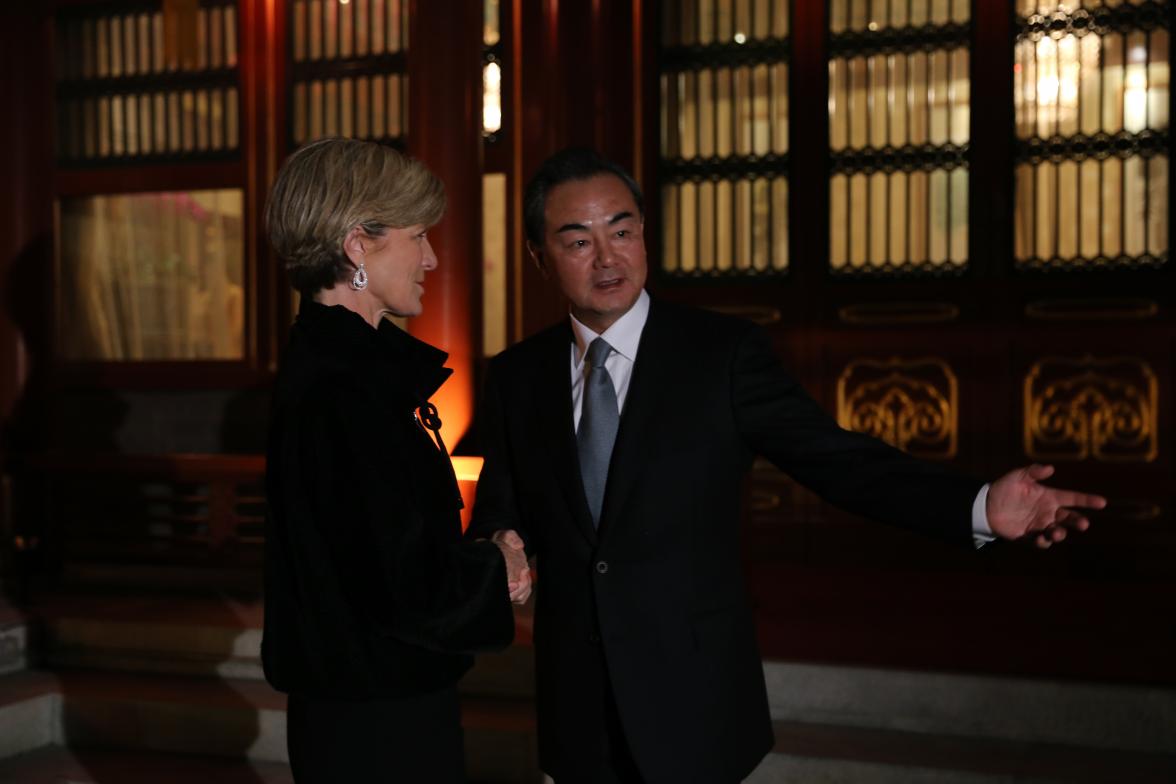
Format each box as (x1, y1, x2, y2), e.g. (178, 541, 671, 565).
(568, 289, 650, 432)
(565, 289, 994, 544)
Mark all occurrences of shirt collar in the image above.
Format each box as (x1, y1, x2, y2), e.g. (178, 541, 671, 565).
(569, 289, 650, 368)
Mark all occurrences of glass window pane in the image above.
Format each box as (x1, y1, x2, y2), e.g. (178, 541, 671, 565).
(482, 0, 500, 46)
(716, 179, 733, 271)
(697, 70, 715, 157)
(290, 0, 407, 144)
(1014, 2, 1168, 269)
(55, 3, 241, 164)
(680, 181, 698, 273)
(659, 1, 790, 276)
(827, 172, 846, 267)
(698, 181, 716, 272)
(662, 184, 680, 272)
(58, 189, 245, 361)
(716, 68, 733, 157)
(828, 4, 969, 274)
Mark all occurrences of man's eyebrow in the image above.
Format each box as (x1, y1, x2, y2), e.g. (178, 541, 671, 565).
(554, 211, 636, 234)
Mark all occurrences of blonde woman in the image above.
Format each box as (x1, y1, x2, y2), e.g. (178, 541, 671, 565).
(262, 138, 526, 782)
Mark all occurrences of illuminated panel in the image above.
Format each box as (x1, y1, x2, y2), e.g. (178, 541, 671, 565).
(660, 0, 790, 277)
(55, 1, 240, 164)
(828, 0, 971, 276)
(1024, 356, 1158, 462)
(289, 0, 408, 146)
(1014, 1, 1169, 270)
(482, 0, 503, 138)
(836, 357, 958, 459)
(483, 173, 507, 355)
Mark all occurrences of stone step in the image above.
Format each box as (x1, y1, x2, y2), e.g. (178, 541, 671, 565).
(0, 668, 540, 782)
(41, 591, 267, 681)
(762, 661, 1176, 755)
(0, 745, 295, 784)
(0, 671, 57, 759)
(747, 720, 1176, 784)
(0, 595, 32, 677)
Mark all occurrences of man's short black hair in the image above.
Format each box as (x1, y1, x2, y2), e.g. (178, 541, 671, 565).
(523, 147, 645, 247)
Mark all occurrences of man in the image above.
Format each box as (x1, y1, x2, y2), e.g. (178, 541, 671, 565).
(470, 148, 1105, 784)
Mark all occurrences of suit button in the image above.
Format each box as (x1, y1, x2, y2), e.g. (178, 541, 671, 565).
(595, 560, 609, 574)
(588, 632, 600, 644)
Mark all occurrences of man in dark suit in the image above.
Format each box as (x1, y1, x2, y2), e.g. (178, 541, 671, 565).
(470, 148, 1105, 784)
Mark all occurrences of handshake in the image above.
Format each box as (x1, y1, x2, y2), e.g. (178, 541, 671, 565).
(491, 529, 532, 605)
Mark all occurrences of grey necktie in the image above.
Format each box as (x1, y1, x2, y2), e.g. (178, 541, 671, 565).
(577, 337, 619, 527)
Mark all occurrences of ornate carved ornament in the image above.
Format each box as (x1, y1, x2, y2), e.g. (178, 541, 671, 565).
(837, 357, 958, 459)
(1024, 356, 1158, 462)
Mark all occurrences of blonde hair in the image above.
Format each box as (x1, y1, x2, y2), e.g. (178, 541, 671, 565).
(265, 138, 446, 295)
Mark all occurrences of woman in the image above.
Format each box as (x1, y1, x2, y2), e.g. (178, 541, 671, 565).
(261, 137, 526, 782)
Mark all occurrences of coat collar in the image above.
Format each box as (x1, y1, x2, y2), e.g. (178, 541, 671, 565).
(293, 298, 453, 405)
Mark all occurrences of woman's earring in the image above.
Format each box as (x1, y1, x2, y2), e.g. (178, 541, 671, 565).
(351, 262, 368, 291)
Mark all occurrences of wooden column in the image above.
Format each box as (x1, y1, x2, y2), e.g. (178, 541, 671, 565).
(515, 0, 644, 339)
(407, 0, 483, 450)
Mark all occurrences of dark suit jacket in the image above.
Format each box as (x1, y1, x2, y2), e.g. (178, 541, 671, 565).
(471, 298, 982, 783)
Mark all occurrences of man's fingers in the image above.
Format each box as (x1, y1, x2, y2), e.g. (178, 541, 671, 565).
(1048, 489, 1107, 510)
(1026, 463, 1055, 481)
(1055, 509, 1091, 532)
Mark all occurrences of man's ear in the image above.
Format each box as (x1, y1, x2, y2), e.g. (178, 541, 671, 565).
(526, 241, 549, 279)
(342, 225, 367, 267)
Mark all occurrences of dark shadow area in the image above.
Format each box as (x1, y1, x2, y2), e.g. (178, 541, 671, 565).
(2, 232, 269, 783)
(219, 384, 273, 455)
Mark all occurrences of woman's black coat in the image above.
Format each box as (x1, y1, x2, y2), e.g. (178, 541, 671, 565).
(263, 300, 513, 699)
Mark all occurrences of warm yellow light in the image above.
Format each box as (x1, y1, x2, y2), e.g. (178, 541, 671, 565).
(451, 456, 485, 483)
(451, 456, 485, 533)
(483, 62, 502, 134)
(733, 32, 747, 44)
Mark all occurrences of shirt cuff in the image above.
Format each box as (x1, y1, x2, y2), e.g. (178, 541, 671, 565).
(972, 483, 995, 548)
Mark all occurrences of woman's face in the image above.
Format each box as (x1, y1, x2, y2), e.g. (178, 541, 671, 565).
(363, 224, 438, 318)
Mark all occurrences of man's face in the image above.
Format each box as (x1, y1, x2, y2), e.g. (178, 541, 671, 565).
(532, 174, 647, 334)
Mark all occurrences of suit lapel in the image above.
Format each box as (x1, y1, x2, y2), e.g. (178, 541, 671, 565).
(532, 325, 599, 547)
(597, 300, 673, 541)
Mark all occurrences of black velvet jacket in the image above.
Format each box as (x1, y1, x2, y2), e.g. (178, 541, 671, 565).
(263, 300, 513, 699)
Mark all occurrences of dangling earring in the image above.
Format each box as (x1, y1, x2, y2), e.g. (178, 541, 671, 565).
(350, 262, 368, 291)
